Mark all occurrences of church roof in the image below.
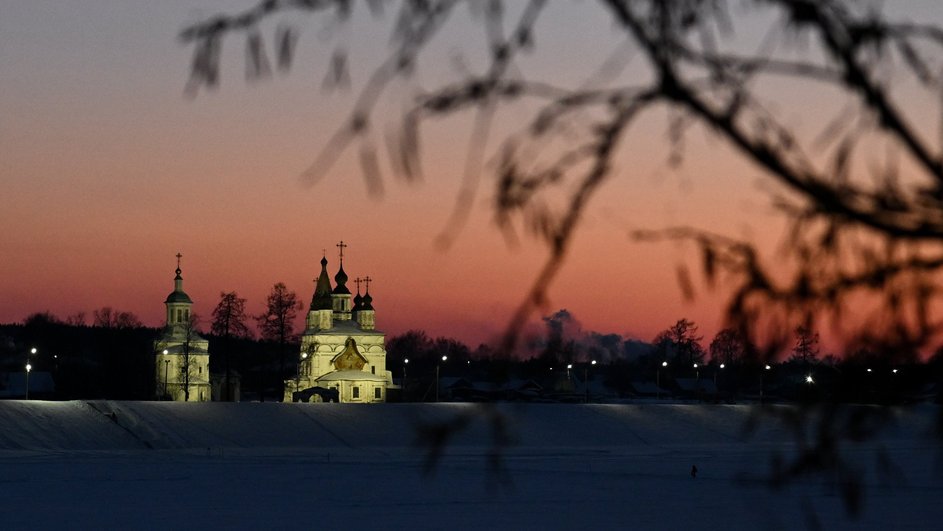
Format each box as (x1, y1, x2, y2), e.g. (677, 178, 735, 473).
(305, 318, 384, 336)
(316, 370, 388, 383)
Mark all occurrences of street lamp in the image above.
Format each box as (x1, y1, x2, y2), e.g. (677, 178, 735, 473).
(657, 361, 668, 400)
(805, 374, 814, 384)
(760, 364, 771, 403)
(25, 347, 36, 400)
(715, 363, 725, 389)
(403, 358, 409, 395)
(162, 350, 170, 401)
(584, 360, 597, 403)
(296, 352, 308, 397)
(436, 355, 447, 402)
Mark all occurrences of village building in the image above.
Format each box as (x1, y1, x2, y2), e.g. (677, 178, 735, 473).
(154, 254, 211, 401)
(285, 242, 393, 403)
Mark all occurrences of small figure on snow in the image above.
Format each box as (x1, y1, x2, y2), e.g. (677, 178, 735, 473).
(690, 465, 698, 478)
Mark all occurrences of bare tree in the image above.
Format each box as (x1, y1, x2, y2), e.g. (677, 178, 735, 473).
(256, 282, 301, 401)
(93, 307, 143, 329)
(653, 318, 706, 368)
(65, 311, 87, 327)
(710, 327, 749, 366)
(181, 0, 943, 515)
(790, 325, 820, 364)
(180, 313, 202, 402)
(212, 291, 251, 401)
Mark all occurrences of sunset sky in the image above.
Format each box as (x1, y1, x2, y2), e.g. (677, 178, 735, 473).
(2, 1, 939, 352)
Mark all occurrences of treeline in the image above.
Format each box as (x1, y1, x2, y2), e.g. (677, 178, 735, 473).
(0, 311, 288, 400)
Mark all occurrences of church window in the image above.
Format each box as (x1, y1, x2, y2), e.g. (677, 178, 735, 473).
(371, 366, 375, 374)
(374, 388, 381, 399)
(352, 386, 360, 399)
(176, 309, 182, 322)
(184, 309, 189, 321)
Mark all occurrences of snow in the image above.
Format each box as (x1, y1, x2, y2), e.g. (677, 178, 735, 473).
(0, 401, 940, 530)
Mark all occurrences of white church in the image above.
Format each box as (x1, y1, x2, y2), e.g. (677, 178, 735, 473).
(284, 242, 394, 403)
(153, 255, 211, 402)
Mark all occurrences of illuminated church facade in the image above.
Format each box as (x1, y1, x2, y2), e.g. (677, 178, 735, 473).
(154, 255, 211, 402)
(284, 242, 393, 403)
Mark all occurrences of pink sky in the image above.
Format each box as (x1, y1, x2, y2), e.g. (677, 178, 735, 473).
(2, 1, 937, 352)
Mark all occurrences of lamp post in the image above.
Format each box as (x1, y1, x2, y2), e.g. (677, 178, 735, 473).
(657, 361, 667, 400)
(25, 347, 36, 400)
(163, 350, 170, 401)
(760, 364, 771, 403)
(584, 360, 597, 403)
(296, 352, 308, 398)
(693, 363, 700, 401)
(714, 363, 725, 388)
(436, 355, 447, 402)
(403, 358, 409, 396)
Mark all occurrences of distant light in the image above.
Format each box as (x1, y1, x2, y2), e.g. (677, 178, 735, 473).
(892, 369, 898, 374)
(163, 349, 169, 355)
(591, 360, 597, 366)
(567, 364, 573, 369)
(719, 363, 725, 369)
(442, 355, 448, 362)
(467, 360, 470, 364)
(805, 375, 814, 384)
(867, 368, 872, 373)
(765, 364, 771, 370)
(693, 363, 698, 369)
(301, 352, 308, 359)
(404, 358, 409, 364)
(25, 363, 32, 372)
(662, 361, 668, 367)
(30, 348, 37, 354)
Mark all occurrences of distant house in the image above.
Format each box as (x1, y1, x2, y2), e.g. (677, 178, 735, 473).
(674, 378, 717, 399)
(629, 381, 670, 398)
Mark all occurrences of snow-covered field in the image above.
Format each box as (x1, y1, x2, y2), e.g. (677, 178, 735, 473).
(0, 401, 939, 530)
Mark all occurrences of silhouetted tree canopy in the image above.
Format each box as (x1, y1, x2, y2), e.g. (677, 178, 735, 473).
(181, 1, 943, 515)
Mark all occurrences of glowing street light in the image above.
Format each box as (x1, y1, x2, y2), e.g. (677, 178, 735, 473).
(584, 360, 597, 403)
(403, 358, 409, 395)
(760, 364, 771, 403)
(162, 350, 170, 400)
(295, 351, 309, 397)
(715, 363, 725, 389)
(657, 361, 668, 400)
(25, 347, 36, 400)
(805, 374, 814, 384)
(436, 355, 448, 402)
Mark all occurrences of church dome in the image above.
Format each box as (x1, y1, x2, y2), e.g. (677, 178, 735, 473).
(362, 291, 374, 311)
(333, 264, 350, 294)
(165, 290, 193, 304)
(165, 267, 193, 303)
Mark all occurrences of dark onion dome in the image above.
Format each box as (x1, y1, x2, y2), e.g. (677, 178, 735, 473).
(165, 290, 193, 303)
(353, 290, 364, 311)
(165, 267, 193, 303)
(311, 256, 333, 310)
(333, 263, 350, 294)
(362, 290, 374, 311)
